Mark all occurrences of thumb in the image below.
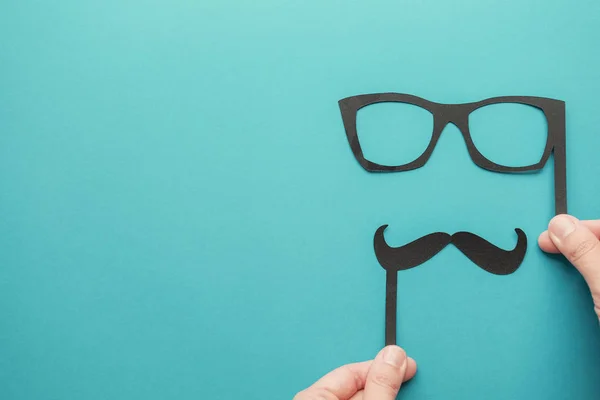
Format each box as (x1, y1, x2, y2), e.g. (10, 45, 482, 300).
(363, 346, 407, 400)
(548, 214, 600, 316)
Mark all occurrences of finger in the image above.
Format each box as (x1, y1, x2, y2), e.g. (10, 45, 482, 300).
(294, 361, 372, 400)
(363, 346, 409, 400)
(539, 219, 600, 253)
(404, 356, 417, 381)
(538, 230, 557, 253)
(349, 357, 417, 400)
(546, 215, 600, 302)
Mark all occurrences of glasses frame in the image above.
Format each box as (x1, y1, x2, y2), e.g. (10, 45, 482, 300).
(338, 93, 567, 214)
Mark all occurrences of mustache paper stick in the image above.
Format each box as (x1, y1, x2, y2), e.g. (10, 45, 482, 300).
(373, 225, 527, 345)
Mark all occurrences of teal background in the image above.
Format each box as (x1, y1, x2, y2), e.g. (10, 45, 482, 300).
(1, 0, 600, 399)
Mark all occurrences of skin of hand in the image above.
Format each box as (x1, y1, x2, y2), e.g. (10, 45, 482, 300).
(293, 346, 417, 400)
(538, 214, 600, 319)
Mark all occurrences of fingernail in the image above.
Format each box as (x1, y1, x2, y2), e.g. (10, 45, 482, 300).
(382, 346, 406, 368)
(549, 215, 577, 241)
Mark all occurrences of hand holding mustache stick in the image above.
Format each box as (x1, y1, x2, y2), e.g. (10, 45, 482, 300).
(374, 226, 528, 345)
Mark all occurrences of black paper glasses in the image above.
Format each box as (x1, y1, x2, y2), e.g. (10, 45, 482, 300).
(338, 93, 567, 214)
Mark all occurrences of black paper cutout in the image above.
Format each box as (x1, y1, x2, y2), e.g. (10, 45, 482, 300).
(339, 93, 567, 214)
(374, 227, 527, 275)
(338, 93, 567, 346)
(374, 227, 528, 344)
(374, 227, 452, 272)
(452, 229, 527, 275)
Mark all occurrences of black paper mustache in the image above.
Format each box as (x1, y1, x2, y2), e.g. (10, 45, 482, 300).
(374, 225, 528, 275)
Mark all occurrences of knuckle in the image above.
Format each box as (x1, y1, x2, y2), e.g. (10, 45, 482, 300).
(352, 370, 364, 393)
(370, 372, 401, 394)
(569, 239, 600, 262)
